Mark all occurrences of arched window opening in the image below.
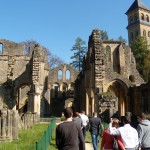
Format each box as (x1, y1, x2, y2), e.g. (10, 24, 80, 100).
(134, 14, 138, 22)
(146, 15, 149, 22)
(143, 30, 146, 37)
(148, 31, 150, 38)
(0, 43, 3, 54)
(106, 46, 111, 61)
(66, 70, 71, 80)
(141, 13, 144, 20)
(62, 83, 67, 92)
(129, 75, 135, 83)
(130, 16, 133, 24)
(58, 70, 62, 80)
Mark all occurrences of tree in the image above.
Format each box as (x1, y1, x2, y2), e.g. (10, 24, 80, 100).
(20, 40, 64, 68)
(100, 30, 109, 40)
(70, 37, 87, 71)
(130, 36, 150, 81)
(117, 36, 127, 44)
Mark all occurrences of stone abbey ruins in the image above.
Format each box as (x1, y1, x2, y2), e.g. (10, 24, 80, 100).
(0, 0, 150, 141)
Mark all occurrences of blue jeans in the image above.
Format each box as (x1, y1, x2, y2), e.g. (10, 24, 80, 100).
(82, 126, 87, 140)
(91, 132, 98, 150)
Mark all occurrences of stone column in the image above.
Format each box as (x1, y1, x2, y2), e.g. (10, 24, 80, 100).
(27, 93, 33, 112)
(86, 93, 89, 115)
(1, 109, 7, 141)
(92, 97, 94, 114)
(0, 117, 1, 140)
(12, 110, 18, 140)
(9, 110, 13, 140)
(7, 110, 11, 140)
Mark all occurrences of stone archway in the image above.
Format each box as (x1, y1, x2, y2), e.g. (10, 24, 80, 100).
(102, 80, 128, 118)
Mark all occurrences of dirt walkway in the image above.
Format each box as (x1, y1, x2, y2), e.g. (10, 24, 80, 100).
(85, 143, 94, 150)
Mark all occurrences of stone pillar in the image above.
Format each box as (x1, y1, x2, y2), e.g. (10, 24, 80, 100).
(34, 93, 40, 115)
(86, 93, 89, 115)
(9, 110, 13, 140)
(0, 117, 1, 140)
(92, 97, 94, 114)
(68, 84, 71, 90)
(1, 109, 7, 141)
(12, 110, 18, 140)
(7, 110, 11, 140)
(27, 93, 34, 112)
(18, 88, 21, 111)
(60, 84, 63, 91)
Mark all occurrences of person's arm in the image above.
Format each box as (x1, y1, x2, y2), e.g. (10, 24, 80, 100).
(99, 118, 104, 132)
(135, 127, 140, 149)
(137, 125, 142, 149)
(117, 135, 125, 150)
(56, 126, 61, 149)
(108, 122, 120, 135)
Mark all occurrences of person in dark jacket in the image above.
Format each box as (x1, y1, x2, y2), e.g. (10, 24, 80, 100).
(89, 112, 103, 150)
(73, 112, 83, 128)
(137, 112, 150, 149)
(56, 107, 85, 150)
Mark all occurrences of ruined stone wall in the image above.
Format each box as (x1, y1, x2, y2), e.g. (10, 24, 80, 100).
(75, 29, 144, 116)
(0, 39, 24, 55)
(48, 64, 79, 116)
(0, 40, 49, 117)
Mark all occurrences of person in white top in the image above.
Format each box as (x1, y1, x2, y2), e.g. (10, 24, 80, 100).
(80, 111, 89, 140)
(108, 116, 139, 150)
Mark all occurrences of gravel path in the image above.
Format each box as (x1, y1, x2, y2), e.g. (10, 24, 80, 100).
(85, 143, 94, 150)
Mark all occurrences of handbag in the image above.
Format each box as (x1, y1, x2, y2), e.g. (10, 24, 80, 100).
(113, 137, 119, 150)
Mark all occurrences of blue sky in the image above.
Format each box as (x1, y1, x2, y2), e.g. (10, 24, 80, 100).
(0, 0, 149, 63)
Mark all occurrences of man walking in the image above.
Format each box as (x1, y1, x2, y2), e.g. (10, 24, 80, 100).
(56, 107, 85, 150)
(108, 115, 139, 150)
(89, 112, 103, 150)
(80, 111, 89, 140)
(137, 112, 150, 149)
(73, 112, 83, 128)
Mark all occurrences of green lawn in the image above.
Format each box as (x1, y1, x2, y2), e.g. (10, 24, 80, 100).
(0, 123, 49, 150)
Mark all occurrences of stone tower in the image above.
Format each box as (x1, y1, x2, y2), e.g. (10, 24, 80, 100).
(126, 0, 150, 45)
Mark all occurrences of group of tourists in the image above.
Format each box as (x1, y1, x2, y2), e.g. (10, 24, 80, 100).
(55, 107, 150, 150)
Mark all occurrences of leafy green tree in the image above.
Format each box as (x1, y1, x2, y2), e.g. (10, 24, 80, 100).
(130, 36, 150, 81)
(117, 36, 127, 44)
(100, 30, 109, 40)
(70, 37, 87, 71)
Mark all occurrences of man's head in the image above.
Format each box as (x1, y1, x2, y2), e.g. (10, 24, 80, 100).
(93, 112, 97, 117)
(75, 112, 79, 117)
(122, 116, 131, 124)
(64, 107, 73, 119)
(112, 118, 119, 128)
(137, 112, 146, 123)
